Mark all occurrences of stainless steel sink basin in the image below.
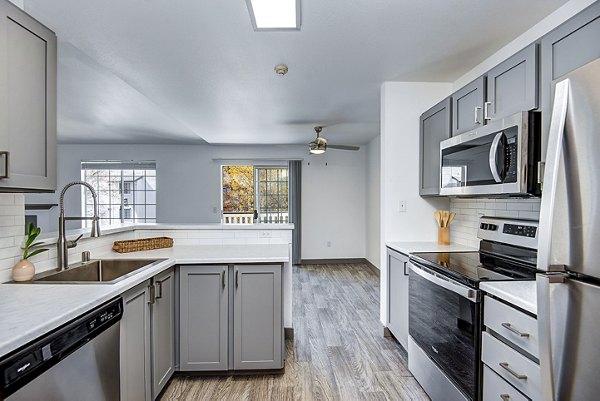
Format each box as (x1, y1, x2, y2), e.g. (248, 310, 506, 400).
(32, 259, 166, 284)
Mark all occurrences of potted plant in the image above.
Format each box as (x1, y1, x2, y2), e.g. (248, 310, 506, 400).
(12, 223, 49, 282)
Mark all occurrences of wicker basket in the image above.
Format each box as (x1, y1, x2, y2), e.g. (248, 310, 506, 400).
(112, 237, 174, 253)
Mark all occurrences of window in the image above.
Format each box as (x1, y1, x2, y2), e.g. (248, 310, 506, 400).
(222, 165, 288, 224)
(81, 161, 157, 226)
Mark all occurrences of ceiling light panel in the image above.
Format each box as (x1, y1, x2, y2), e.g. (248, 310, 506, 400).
(247, 0, 300, 30)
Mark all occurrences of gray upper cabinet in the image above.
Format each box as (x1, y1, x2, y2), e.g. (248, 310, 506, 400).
(0, 0, 56, 192)
(179, 265, 229, 371)
(121, 281, 152, 401)
(233, 264, 283, 370)
(540, 1, 600, 160)
(420, 97, 451, 196)
(486, 43, 538, 121)
(387, 248, 409, 350)
(451, 76, 486, 136)
(151, 267, 175, 399)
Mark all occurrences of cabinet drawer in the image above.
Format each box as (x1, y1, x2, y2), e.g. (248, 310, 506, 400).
(484, 296, 539, 358)
(483, 364, 530, 401)
(482, 332, 541, 400)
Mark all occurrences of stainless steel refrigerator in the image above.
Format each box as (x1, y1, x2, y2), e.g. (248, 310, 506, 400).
(537, 57, 600, 401)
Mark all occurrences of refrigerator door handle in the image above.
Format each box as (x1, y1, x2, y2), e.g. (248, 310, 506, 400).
(537, 79, 570, 272)
(537, 273, 567, 401)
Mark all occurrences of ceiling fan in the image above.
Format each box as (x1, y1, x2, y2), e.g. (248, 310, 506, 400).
(308, 126, 360, 155)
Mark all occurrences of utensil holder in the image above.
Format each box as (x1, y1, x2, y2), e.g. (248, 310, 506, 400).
(438, 226, 450, 245)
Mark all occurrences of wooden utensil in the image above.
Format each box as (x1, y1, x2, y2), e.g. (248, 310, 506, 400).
(448, 212, 456, 226)
(442, 210, 450, 227)
(434, 210, 442, 227)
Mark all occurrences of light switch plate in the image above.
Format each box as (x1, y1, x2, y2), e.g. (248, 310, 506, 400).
(399, 200, 406, 212)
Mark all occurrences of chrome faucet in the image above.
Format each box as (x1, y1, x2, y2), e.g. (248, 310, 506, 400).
(57, 181, 101, 271)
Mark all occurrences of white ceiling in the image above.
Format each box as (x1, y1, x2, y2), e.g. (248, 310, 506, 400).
(24, 0, 568, 145)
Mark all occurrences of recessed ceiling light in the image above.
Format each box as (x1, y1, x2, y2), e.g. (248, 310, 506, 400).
(246, 0, 300, 30)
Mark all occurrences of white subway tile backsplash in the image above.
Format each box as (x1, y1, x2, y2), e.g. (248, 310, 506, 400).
(450, 197, 541, 246)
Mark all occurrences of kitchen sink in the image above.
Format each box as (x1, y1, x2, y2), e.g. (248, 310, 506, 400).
(32, 259, 166, 284)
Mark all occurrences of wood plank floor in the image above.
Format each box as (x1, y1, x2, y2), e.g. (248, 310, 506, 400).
(160, 263, 429, 401)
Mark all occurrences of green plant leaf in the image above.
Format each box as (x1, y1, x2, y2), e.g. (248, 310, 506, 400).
(24, 248, 48, 260)
(29, 241, 46, 248)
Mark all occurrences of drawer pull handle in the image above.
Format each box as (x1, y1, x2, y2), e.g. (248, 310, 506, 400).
(500, 395, 510, 401)
(501, 322, 530, 338)
(499, 362, 527, 380)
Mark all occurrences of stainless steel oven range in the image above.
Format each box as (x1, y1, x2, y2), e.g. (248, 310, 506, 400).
(408, 217, 538, 401)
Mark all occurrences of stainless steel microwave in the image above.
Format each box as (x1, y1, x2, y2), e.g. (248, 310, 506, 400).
(439, 111, 541, 197)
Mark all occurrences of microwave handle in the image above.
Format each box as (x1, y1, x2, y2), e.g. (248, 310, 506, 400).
(489, 132, 505, 183)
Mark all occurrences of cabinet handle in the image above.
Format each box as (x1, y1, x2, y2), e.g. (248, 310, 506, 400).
(148, 284, 156, 305)
(236, 270, 239, 288)
(221, 270, 226, 288)
(403, 262, 409, 276)
(499, 362, 527, 380)
(0, 151, 9, 179)
(155, 281, 162, 299)
(474, 106, 482, 124)
(501, 322, 529, 338)
(484, 101, 493, 120)
(500, 395, 510, 401)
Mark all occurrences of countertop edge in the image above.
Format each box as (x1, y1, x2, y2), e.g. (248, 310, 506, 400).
(480, 281, 537, 315)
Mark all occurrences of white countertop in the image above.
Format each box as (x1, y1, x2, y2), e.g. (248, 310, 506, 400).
(480, 281, 537, 315)
(36, 222, 294, 246)
(0, 244, 289, 358)
(386, 241, 476, 255)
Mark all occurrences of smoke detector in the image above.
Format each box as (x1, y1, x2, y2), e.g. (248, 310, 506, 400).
(274, 64, 288, 76)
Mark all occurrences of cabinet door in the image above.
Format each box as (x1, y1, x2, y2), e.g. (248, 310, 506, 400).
(121, 281, 152, 401)
(540, 2, 600, 161)
(233, 264, 283, 370)
(486, 43, 538, 120)
(420, 97, 451, 196)
(179, 265, 228, 371)
(151, 267, 175, 398)
(451, 76, 486, 136)
(387, 248, 409, 350)
(0, 1, 56, 191)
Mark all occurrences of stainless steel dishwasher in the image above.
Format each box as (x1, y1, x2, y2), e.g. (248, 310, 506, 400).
(0, 298, 122, 401)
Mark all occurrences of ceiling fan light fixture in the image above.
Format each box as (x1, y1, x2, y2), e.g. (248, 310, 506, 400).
(246, 0, 300, 30)
(309, 142, 326, 155)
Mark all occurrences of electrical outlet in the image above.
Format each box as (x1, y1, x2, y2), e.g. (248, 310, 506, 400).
(327, 241, 332, 247)
(213, 207, 218, 214)
(399, 200, 406, 212)
(259, 231, 272, 238)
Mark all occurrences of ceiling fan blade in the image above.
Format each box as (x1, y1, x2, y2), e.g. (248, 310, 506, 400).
(327, 144, 360, 151)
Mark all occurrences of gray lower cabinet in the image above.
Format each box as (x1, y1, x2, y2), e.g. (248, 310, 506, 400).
(486, 43, 538, 121)
(0, 0, 57, 192)
(540, 1, 600, 160)
(151, 267, 175, 399)
(451, 76, 486, 136)
(121, 270, 176, 401)
(233, 264, 283, 370)
(121, 281, 152, 401)
(420, 97, 451, 196)
(386, 248, 409, 350)
(179, 265, 228, 371)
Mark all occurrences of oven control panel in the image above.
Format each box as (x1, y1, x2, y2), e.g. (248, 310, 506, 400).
(502, 223, 537, 238)
(477, 217, 538, 250)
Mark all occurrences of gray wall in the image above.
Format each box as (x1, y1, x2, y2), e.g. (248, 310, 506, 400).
(27, 143, 368, 259)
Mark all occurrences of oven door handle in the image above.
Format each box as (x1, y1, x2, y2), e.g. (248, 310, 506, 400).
(409, 262, 478, 302)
